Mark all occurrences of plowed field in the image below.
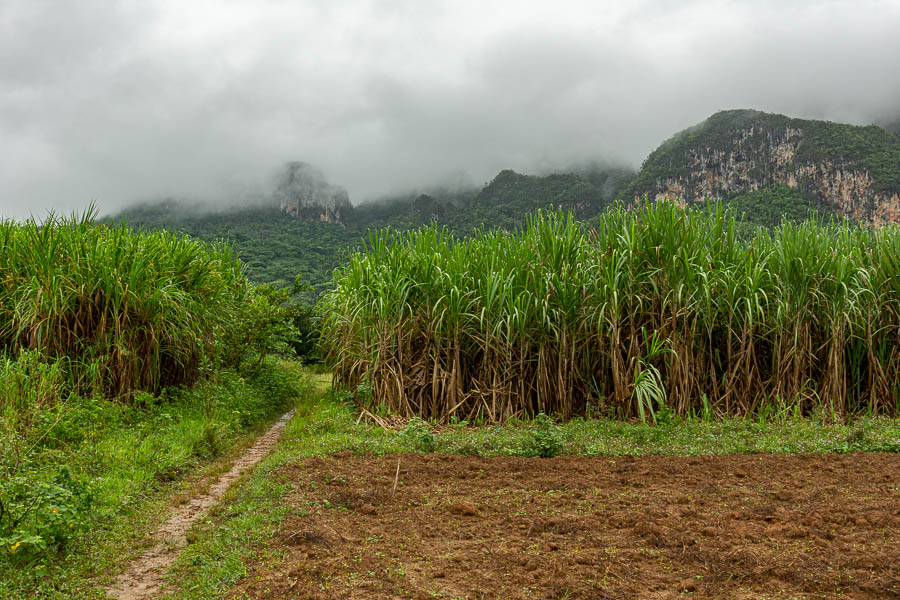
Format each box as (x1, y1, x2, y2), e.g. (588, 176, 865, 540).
(234, 453, 900, 599)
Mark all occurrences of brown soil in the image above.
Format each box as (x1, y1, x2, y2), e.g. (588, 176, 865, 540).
(105, 410, 294, 600)
(233, 452, 900, 599)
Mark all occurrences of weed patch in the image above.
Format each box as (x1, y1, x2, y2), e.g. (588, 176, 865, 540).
(520, 413, 563, 457)
(0, 360, 302, 598)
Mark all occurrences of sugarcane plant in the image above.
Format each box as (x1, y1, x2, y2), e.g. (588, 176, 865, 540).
(321, 199, 900, 423)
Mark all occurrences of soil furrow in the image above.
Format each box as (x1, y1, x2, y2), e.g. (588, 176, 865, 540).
(235, 452, 900, 599)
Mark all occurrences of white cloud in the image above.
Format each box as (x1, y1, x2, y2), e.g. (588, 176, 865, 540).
(0, 0, 898, 217)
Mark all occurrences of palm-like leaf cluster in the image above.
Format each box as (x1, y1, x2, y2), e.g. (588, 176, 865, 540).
(322, 200, 900, 422)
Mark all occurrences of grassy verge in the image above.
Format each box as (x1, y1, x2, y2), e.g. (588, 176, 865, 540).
(0, 359, 302, 600)
(166, 381, 900, 599)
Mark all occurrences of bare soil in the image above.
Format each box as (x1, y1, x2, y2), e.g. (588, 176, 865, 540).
(105, 410, 294, 600)
(233, 452, 900, 599)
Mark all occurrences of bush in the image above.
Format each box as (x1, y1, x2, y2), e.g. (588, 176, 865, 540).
(520, 414, 563, 458)
(0, 210, 251, 398)
(0, 468, 92, 561)
(400, 417, 435, 452)
(0, 360, 301, 573)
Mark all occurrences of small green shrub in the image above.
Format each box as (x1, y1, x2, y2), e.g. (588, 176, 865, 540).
(520, 413, 563, 458)
(192, 423, 227, 459)
(0, 468, 91, 561)
(456, 441, 481, 456)
(400, 417, 435, 452)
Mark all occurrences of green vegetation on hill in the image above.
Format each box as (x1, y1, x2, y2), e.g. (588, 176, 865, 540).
(455, 168, 629, 232)
(116, 204, 364, 298)
(350, 186, 476, 229)
(796, 121, 900, 193)
(622, 108, 900, 207)
(620, 110, 780, 199)
(880, 117, 900, 136)
(112, 167, 631, 296)
(727, 183, 835, 227)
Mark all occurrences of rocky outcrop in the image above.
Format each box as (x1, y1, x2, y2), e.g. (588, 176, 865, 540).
(273, 162, 352, 225)
(630, 110, 900, 226)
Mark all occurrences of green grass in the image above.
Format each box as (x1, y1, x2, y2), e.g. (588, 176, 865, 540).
(0, 359, 301, 599)
(275, 394, 900, 459)
(164, 382, 900, 599)
(162, 370, 331, 599)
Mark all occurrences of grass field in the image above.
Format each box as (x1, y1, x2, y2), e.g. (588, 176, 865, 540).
(0, 360, 301, 599)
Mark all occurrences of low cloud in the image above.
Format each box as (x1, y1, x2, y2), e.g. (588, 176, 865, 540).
(1, 0, 898, 217)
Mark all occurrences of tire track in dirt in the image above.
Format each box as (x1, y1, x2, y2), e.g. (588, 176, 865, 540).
(105, 410, 295, 600)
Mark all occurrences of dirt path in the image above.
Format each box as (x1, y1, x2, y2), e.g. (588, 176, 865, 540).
(234, 452, 900, 599)
(105, 410, 294, 600)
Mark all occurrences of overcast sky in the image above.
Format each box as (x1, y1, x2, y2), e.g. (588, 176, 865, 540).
(1, 0, 899, 218)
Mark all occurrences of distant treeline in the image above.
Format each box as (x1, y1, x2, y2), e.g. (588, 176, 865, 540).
(113, 165, 832, 300)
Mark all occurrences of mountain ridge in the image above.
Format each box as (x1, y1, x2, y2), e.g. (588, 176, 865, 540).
(110, 108, 900, 297)
(620, 109, 900, 224)
(110, 166, 627, 297)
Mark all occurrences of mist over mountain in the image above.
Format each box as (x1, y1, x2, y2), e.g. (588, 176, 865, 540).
(882, 117, 900, 136)
(110, 104, 900, 304)
(3, 1, 900, 219)
(114, 158, 634, 297)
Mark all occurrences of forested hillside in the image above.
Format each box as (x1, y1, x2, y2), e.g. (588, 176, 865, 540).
(111, 166, 630, 297)
(113, 109, 900, 300)
(881, 117, 900, 136)
(621, 109, 900, 224)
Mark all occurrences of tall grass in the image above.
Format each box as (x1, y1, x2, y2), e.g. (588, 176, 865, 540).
(0, 210, 297, 570)
(0, 209, 250, 398)
(321, 200, 900, 422)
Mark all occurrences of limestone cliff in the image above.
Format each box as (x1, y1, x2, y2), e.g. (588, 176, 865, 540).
(622, 110, 900, 226)
(273, 162, 352, 225)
